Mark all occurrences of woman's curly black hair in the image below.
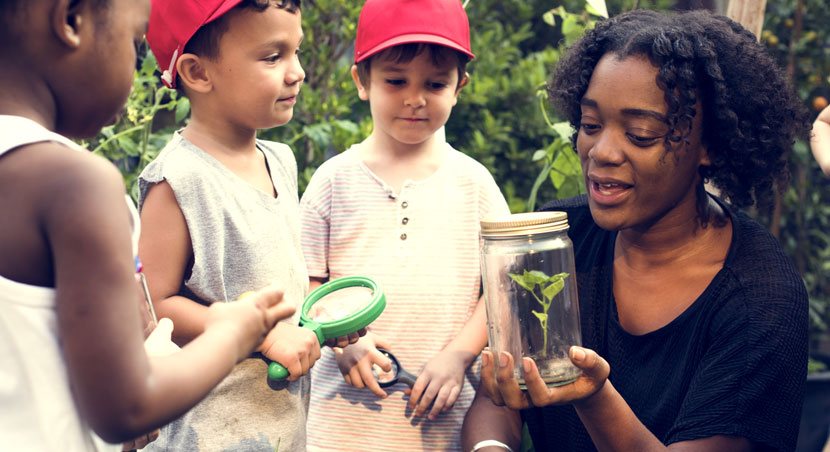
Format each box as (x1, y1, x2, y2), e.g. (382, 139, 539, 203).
(549, 9, 810, 216)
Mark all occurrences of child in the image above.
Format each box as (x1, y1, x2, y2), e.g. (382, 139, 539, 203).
(463, 9, 810, 452)
(139, 0, 321, 450)
(300, 0, 510, 449)
(0, 0, 294, 450)
(811, 104, 830, 176)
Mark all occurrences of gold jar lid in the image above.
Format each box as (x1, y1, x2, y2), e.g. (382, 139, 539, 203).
(480, 211, 569, 237)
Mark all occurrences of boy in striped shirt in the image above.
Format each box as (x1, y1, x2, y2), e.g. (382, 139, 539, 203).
(300, 0, 510, 449)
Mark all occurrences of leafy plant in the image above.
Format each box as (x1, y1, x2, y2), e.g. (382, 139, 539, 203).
(82, 51, 187, 201)
(508, 270, 570, 356)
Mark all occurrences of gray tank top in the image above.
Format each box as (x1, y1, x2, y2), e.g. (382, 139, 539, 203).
(138, 132, 309, 451)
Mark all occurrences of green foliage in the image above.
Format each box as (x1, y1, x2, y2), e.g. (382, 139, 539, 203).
(759, 0, 830, 369)
(82, 52, 186, 201)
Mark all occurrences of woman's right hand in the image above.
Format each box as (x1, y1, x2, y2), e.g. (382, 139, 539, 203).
(334, 331, 393, 398)
(203, 286, 295, 362)
(480, 346, 610, 410)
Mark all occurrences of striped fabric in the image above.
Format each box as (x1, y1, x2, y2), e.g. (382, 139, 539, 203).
(300, 143, 509, 451)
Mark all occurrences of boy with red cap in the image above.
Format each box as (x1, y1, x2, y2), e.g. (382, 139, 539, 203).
(140, 0, 324, 450)
(300, 0, 510, 449)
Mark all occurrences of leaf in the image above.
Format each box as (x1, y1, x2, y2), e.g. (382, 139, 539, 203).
(552, 121, 574, 140)
(542, 277, 565, 301)
(508, 272, 535, 292)
(526, 270, 550, 285)
(532, 310, 547, 323)
(542, 10, 556, 27)
(175, 97, 191, 123)
(585, 0, 609, 18)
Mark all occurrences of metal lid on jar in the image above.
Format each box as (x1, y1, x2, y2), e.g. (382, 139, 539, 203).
(480, 211, 569, 237)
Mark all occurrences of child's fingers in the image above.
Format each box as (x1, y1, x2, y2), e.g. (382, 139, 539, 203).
(348, 367, 365, 389)
(427, 385, 453, 420)
(358, 360, 387, 398)
(415, 382, 440, 417)
(264, 303, 296, 327)
(443, 385, 461, 412)
(408, 375, 428, 410)
(369, 347, 392, 373)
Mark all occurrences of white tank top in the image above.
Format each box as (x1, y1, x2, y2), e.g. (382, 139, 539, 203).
(0, 115, 119, 451)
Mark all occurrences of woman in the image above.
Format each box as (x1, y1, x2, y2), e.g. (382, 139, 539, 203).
(462, 9, 810, 452)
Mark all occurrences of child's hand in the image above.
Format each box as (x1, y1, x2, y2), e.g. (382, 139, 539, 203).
(324, 327, 367, 348)
(259, 322, 321, 381)
(143, 317, 181, 357)
(407, 349, 473, 420)
(204, 286, 295, 362)
(334, 331, 392, 398)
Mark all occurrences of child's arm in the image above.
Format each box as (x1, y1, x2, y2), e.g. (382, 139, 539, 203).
(139, 180, 209, 344)
(407, 295, 488, 420)
(811, 105, 830, 176)
(51, 152, 293, 442)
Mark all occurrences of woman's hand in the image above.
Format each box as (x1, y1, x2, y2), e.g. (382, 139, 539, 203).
(480, 346, 610, 409)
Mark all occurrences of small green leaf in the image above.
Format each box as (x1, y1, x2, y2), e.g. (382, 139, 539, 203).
(526, 270, 550, 285)
(552, 121, 574, 140)
(542, 278, 565, 301)
(532, 310, 547, 323)
(508, 272, 535, 292)
(585, 0, 609, 18)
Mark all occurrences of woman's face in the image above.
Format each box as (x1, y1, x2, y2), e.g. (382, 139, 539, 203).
(576, 53, 709, 233)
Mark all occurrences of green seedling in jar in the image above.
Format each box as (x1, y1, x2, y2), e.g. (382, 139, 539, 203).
(508, 270, 570, 357)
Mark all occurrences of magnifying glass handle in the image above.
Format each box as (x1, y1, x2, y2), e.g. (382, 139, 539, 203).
(397, 369, 418, 388)
(266, 321, 325, 382)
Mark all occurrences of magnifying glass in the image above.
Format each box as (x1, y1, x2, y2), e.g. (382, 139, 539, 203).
(373, 348, 417, 388)
(267, 276, 386, 381)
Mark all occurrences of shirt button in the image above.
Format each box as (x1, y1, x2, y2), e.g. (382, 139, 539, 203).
(402, 217, 409, 225)
(400, 233, 407, 240)
(401, 201, 409, 208)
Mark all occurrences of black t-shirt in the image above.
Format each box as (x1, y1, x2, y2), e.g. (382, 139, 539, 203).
(522, 195, 808, 452)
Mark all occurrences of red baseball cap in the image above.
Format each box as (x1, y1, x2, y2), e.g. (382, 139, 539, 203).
(146, 0, 244, 88)
(354, 0, 474, 63)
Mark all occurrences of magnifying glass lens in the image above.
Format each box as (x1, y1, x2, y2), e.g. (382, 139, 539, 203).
(307, 286, 374, 322)
(373, 359, 399, 385)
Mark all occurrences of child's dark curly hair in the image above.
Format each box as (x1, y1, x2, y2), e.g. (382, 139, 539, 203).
(549, 9, 810, 214)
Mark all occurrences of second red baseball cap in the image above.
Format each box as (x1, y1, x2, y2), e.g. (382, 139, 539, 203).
(147, 0, 243, 88)
(354, 0, 475, 64)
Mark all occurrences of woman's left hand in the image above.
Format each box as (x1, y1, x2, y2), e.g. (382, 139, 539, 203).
(480, 346, 610, 410)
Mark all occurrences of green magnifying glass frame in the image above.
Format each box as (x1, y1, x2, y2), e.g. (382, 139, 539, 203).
(267, 276, 386, 381)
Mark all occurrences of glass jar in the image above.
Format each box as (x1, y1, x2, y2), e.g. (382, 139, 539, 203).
(480, 211, 582, 388)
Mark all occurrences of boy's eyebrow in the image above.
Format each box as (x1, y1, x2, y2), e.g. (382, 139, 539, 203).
(580, 97, 667, 122)
(258, 34, 305, 51)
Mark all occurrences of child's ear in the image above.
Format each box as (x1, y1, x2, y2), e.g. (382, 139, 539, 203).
(51, 0, 86, 48)
(177, 54, 212, 94)
(350, 65, 369, 101)
(457, 72, 470, 92)
(451, 72, 469, 106)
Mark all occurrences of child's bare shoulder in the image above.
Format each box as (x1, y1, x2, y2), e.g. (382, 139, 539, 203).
(7, 141, 127, 217)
